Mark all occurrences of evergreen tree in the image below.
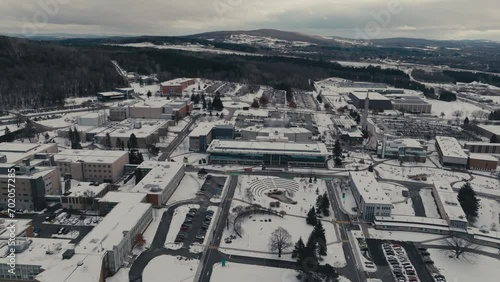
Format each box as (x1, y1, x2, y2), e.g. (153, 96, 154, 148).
(104, 132, 112, 150)
(251, 98, 260, 108)
(306, 207, 317, 226)
(135, 169, 144, 184)
(3, 127, 13, 142)
(128, 133, 138, 150)
(320, 192, 330, 216)
(194, 94, 200, 104)
(334, 139, 342, 166)
(457, 182, 480, 222)
(316, 94, 323, 103)
(68, 128, 74, 144)
(146, 90, 152, 98)
(207, 99, 213, 111)
(190, 93, 195, 102)
(303, 232, 318, 272)
(491, 135, 499, 144)
(463, 117, 470, 126)
(73, 127, 81, 144)
(259, 94, 269, 107)
(202, 96, 207, 109)
(24, 120, 35, 142)
(292, 237, 305, 259)
(212, 95, 224, 111)
(313, 221, 327, 256)
(115, 138, 123, 150)
(315, 195, 323, 213)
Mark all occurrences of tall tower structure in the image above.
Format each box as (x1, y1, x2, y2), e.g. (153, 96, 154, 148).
(361, 91, 370, 130)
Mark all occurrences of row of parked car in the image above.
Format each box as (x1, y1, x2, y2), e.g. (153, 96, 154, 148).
(417, 247, 446, 282)
(174, 208, 214, 244)
(383, 243, 419, 282)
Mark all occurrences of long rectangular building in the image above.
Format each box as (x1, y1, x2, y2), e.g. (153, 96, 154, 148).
(433, 180, 468, 230)
(207, 139, 329, 167)
(435, 136, 468, 167)
(349, 171, 392, 221)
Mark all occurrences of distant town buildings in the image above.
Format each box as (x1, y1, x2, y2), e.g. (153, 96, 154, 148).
(160, 78, 195, 96)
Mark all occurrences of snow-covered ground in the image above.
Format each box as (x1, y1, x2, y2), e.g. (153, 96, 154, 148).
(235, 175, 333, 218)
(130, 82, 160, 95)
(424, 98, 486, 118)
(211, 262, 300, 282)
(167, 173, 205, 204)
(219, 213, 346, 267)
(143, 255, 199, 282)
(474, 197, 500, 232)
(375, 165, 469, 184)
(164, 204, 200, 250)
(111, 42, 262, 57)
(141, 208, 167, 249)
(420, 188, 441, 218)
(453, 178, 500, 198)
(106, 267, 129, 282)
(429, 248, 500, 282)
(380, 182, 415, 216)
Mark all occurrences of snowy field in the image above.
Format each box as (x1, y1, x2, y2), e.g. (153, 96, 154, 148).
(112, 42, 262, 57)
(211, 263, 299, 282)
(474, 197, 500, 232)
(130, 82, 160, 95)
(219, 213, 346, 267)
(429, 249, 500, 282)
(143, 255, 199, 282)
(166, 173, 209, 204)
(424, 98, 486, 118)
(453, 179, 500, 198)
(419, 188, 441, 218)
(235, 175, 333, 218)
(375, 165, 469, 184)
(164, 204, 200, 250)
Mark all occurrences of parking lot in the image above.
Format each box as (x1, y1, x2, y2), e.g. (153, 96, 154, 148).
(174, 175, 226, 248)
(367, 239, 436, 282)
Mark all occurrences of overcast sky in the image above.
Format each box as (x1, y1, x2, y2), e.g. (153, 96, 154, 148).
(2, 0, 500, 40)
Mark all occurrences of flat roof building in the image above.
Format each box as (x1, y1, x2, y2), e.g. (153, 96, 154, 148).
(207, 139, 329, 168)
(433, 180, 468, 230)
(348, 92, 393, 111)
(93, 119, 169, 149)
(188, 122, 235, 152)
(390, 95, 432, 114)
(468, 153, 498, 171)
(464, 142, 500, 154)
(97, 91, 126, 102)
(349, 171, 392, 221)
(130, 162, 185, 206)
(435, 136, 468, 167)
(161, 78, 195, 96)
(0, 143, 58, 165)
(61, 181, 112, 210)
(378, 138, 427, 162)
(55, 150, 129, 183)
(239, 126, 312, 143)
(475, 124, 500, 140)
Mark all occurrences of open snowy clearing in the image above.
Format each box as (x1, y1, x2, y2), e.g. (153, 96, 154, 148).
(429, 249, 500, 282)
(167, 173, 204, 204)
(424, 98, 486, 118)
(235, 175, 334, 218)
(474, 197, 500, 232)
(143, 255, 199, 282)
(219, 212, 346, 267)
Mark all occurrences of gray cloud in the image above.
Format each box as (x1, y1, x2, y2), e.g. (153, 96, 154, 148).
(1, 0, 500, 40)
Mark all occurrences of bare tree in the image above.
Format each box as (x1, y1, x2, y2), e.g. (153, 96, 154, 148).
(440, 112, 445, 119)
(452, 110, 464, 124)
(269, 227, 293, 257)
(442, 236, 480, 259)
(471, 110, 482, 120)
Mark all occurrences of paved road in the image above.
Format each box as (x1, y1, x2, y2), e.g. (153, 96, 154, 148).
(198, 175, 238, 282)
(159, 115, 201, 161)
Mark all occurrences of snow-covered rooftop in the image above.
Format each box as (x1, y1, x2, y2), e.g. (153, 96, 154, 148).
(35, 253, 104, 282)
(433, 180, 468, 224)
(76, 202, 151, 253)
(241, 126, 311, 134)
(65, 182, 109, 198)
(55, 149, 127, 163)
(98, 191, 146, 204)
(477, 124, 500, 136)
(207, 139, 329, 156)
(386, 139, 424, 149)
(349, 171, 392, 205)
(98, 91, 125, 97)
(0, 238, 73, 269)
(435, 136, 468, 159)
(350, 91, 391, 101)
(189, 122, 216, 137)
(131, 162, 184, 195)
(94, 119, 169, 139)
(160, 78, 193, 86)
(468, 153, 498, 162)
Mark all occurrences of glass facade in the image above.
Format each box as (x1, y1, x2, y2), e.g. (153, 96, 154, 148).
(209, 152, 326, 167)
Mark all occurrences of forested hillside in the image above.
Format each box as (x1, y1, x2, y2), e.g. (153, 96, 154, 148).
(0, 36, 125, 109)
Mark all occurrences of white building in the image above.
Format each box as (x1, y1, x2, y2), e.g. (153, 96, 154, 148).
(239, 126, 312, 142)
(349, 171, 392, 221)
(77, 112, 108, 127)
(435, 136, 468, 167)
(432, 180, 468, 230)
(75, 200, 152, 274)
(130, 161, 185, 206)
(378, 138, 427, 162)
